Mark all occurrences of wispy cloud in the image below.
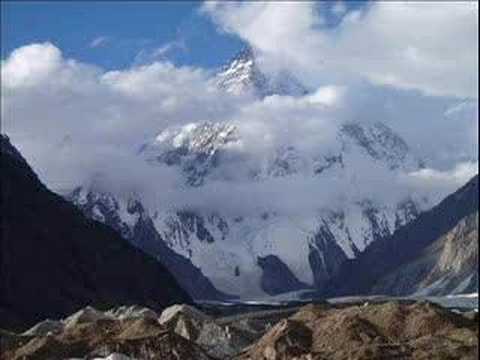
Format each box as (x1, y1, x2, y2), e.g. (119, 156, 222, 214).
(89, 36, 110, 49)
(133, 39, 187, 65)
(152, 39, 187, 58)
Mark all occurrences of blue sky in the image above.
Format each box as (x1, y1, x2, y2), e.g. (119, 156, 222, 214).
(1, 1, 245, 70)
(1, 1, 366, 70)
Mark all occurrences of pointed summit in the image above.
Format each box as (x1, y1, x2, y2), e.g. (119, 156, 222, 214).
(216, 46, 308, 98)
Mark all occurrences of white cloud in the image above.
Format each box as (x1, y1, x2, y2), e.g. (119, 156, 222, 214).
(89, 36, 110, 48)
(152, 40, 186, 57)
(1, 43, 63, 88)
(1, 43, 241, 191)
(305, 86, 345, 106)
(410, 161, 478, 186)
(202, 1, 478, 98)
(1, 42, 477, 219)
(133, 39, 187, 65)
(405, 161, 479, 204)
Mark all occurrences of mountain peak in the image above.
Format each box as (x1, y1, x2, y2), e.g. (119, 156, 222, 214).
(140, 122, 239, 186)
(228, 45, 256, 64)
(216, 47, 308, 98)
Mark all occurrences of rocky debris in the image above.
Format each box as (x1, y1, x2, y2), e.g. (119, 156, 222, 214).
(2, 301, 477, 359)
(239, 319, 312, 360)
(195, 321, 253, 358)
(159, 304, 213, 341)
(236, 301, 479, 360)
(463, 310, 479, 322)
(160, 304, 212, 325)
(64, 306, 114, 328)
(159, 304, 254, 358)
(106, 305, 158, 321)
(20, 305, 157, 338)
(89, 353, 135, 360)
(0, 329, 30, 357)
(1, 311, 213, 360)
(22, 319, 65, 337)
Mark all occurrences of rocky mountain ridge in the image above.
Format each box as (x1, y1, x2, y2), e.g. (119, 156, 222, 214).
(0, 135, 191, 330)
(327, 174, 479, 297)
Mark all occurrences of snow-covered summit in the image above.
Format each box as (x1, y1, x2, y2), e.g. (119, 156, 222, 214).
(216, 47, 308, 98)
(140, 122, 239, 186)
(139, 118, 420, 188)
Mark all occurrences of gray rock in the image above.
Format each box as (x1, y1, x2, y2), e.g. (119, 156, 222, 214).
(23, 319, 64, 336)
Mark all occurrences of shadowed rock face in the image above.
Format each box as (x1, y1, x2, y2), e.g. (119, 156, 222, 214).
(257, 255, 311, 295)
(373, 212, 478, 296)
(327, 175, 479, 297)
(0, 135, 191, 331)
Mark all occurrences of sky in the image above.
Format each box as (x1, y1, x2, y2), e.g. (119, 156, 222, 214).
(1, 1, 244, 69)
(1, 1, 366, 70)
(1, 1, 478, 217)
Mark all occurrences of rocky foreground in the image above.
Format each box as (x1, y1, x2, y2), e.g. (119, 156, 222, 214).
(1, 301, 478, 360)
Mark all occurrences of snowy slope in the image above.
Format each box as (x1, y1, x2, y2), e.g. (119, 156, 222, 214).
(69, 117, 427, 298)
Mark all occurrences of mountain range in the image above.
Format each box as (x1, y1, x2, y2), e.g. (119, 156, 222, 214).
(2, 47, 475, 311)
(65, 48, 471, 300)
(0, 48, 477, 340)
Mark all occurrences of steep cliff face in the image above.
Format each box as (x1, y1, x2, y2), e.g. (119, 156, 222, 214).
(0, 135, 191, 331)
(328, 175, 479, 297)
(257, 255, 310, 296)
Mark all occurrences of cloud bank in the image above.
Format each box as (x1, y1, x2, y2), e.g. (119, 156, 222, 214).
(1, 1, 478, 218)
(203, 1, 478, 98)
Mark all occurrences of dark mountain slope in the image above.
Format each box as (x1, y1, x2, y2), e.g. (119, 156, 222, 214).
(0, 135, 191, 330)
(326, 174, 478, 297)
(371, 211, 477, 295)
(67, 189, 234, 301)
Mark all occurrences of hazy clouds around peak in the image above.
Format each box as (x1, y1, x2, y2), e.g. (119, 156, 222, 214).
(1, 17, 477, 216)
